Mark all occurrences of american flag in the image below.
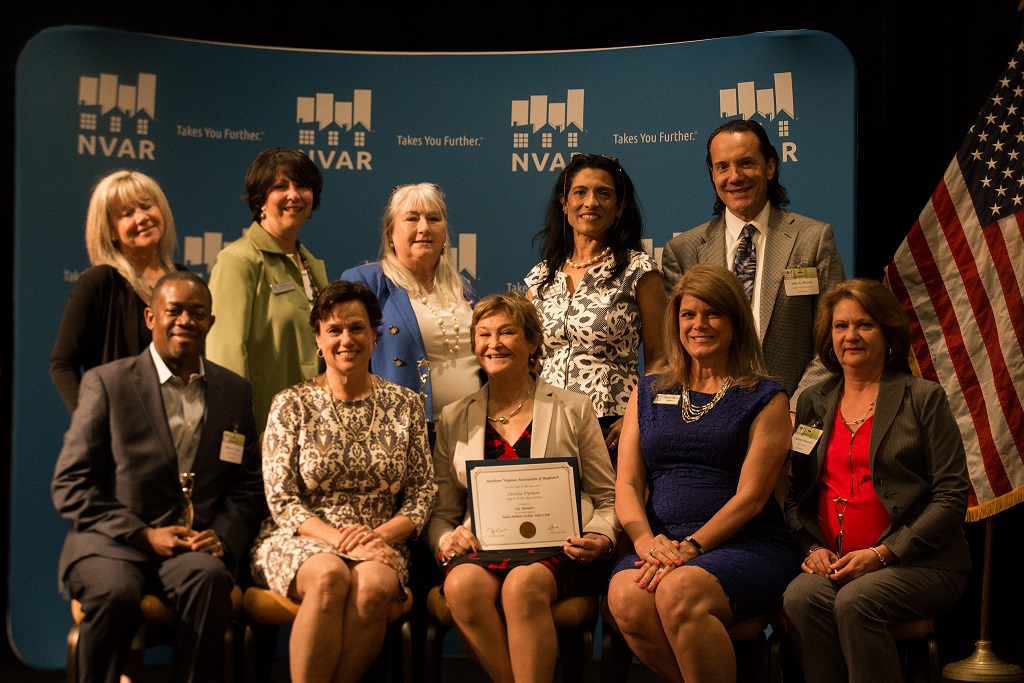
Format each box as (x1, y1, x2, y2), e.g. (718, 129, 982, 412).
(887, 39, 1024, 521)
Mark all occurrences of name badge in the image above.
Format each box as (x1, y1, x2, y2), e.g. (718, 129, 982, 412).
(653, 394, 681, 405)
(220, 430, 245, 464)
(791, 424, 823, 454)
(784, 267, 819, 296)
(271, 280, 296, 294)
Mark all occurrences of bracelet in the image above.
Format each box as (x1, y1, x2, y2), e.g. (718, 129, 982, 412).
(683, 535, 704, 554)
(805, 546, 822, 561)
(869, 546, 887, 566)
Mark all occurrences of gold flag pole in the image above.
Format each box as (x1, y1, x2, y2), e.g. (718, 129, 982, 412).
(943, 517, 1024, 682)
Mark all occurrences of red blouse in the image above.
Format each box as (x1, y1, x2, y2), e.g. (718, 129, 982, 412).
(816, 409, 890, 554)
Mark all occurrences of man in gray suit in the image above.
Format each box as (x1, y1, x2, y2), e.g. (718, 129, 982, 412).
(52, 271, 265, 683)
(662, 119, 846, 410)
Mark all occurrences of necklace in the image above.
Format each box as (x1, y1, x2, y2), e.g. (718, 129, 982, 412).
(680, 378, 733, 423)
(842, 400, 875, 427)
(321, 375, 377, 442)
(487, 381, 534, 424)
(419, 295, 461, 357)
(565, 246, 611, 269)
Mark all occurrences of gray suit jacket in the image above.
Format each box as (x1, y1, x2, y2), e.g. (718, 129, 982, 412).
(51, 349, 266, 582)
(784, 371, 971, 571)
(423, 377, 620, 556)
(661, 207, 846, 408)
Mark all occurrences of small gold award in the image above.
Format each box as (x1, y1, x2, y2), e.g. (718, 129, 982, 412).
(179, 472, 196, 532)
(519, 522, 536, 539)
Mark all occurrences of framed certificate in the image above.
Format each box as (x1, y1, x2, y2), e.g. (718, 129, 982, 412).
(466, 457, 582, 551)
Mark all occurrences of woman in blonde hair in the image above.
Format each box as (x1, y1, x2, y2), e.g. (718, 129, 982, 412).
(50, 170, 182, 413)
(341, 182, 481, 431)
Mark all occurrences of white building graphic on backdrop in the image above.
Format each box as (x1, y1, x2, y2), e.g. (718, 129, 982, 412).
(511, 89, 584, 149)
(719, 72, 795, 134)
(297, 90, 372, 147)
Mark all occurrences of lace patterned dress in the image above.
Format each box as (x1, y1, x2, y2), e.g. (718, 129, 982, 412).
(250, 377, 436, 596)
(611, 375, 801, 619)
(525, 249, 657, 418)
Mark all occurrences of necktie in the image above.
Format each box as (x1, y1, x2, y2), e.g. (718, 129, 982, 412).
(733, 223, 757, 302)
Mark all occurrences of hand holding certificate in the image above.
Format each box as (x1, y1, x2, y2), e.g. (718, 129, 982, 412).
(466, 458, 582, 551)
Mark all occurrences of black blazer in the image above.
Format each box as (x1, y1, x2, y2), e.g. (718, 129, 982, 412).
(785, 370, 971, 571)
(51, 348, 266, 581)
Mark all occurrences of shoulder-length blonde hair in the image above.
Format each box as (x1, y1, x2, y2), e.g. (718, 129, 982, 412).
(655, 263, 768, 392)
(84, 170, 177, 302)
(378, 182, 472, 308)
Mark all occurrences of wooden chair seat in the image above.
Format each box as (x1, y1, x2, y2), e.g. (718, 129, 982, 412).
(66, 585, 243, 683)
(239, 584, 413, 683)
(424, 584, 598, 683)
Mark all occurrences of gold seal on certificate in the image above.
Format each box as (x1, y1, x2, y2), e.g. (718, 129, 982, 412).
(466, 458, 582, 551)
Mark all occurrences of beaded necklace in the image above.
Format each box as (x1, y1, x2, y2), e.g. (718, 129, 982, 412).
(680, 378, 733, 423)
(419, 295, 461, 357)
(565, 246, 611, 269)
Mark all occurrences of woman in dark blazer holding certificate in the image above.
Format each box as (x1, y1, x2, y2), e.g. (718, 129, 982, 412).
(424, 292, 619, 683)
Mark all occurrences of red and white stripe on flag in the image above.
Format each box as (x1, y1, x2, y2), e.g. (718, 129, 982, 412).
(887, 43, 1024, 521)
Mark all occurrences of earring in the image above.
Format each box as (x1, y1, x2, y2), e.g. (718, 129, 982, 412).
(259, 209, 266, 222)
(316, 348, 324, 358)
(888, 346, 895, 362)
(828, 347, 838, 361)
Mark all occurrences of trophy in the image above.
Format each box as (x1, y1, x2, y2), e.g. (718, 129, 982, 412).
(179, 472, 195, 532)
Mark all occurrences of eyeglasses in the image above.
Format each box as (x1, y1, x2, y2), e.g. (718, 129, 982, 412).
(833, 497, 848, 557)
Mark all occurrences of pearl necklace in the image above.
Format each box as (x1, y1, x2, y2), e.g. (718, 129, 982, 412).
(565, 246, 611, 269)
(680, 378, 733, 423)
(419, 295, 460, 357)
(487, 381, 534, 425)
(842, 400, 875, 427)
(321, 375, 377, 443)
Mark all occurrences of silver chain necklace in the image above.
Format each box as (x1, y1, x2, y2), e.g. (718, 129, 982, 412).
(680, 378, 733, 423)
(487, 381, 534, 424)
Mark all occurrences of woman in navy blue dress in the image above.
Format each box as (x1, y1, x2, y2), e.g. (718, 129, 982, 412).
(607, 263, 800, 683)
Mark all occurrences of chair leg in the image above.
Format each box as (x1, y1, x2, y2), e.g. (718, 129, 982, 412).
(243, 622, 279, 683)
(600, 622, 633, 683)
(424, 620, 447, 683)
(927, 634, 939, 683)
(66, 624, 80, 683)
(557, 624, 594, 683)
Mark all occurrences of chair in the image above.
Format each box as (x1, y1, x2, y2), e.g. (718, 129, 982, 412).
(600, 596, 774, 683)
(767, 612, 939, 683)
(423, 584, 598, 683)
(239, 584, 414, 683)
(66, 585, 243, 683)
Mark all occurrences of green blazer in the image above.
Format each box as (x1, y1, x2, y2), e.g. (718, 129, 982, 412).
(206, 221, 328, 432)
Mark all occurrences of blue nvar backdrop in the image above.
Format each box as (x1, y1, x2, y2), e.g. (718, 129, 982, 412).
(13, 25, 854, 667)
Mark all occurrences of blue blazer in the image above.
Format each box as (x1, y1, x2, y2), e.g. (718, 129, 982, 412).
(341, 262, 477, 421)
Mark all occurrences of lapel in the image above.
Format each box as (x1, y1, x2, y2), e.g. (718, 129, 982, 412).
(808, 375, 843, 473)
(386, 275, 427, 352)
(697, 217, 728, 266)
(454, 387, 488, 487)
(191, 363, 223, 474)
(530, 378, 555, 459)
(868, 372, 906, 472)
(132, 350, 179, 472)
(759, 208, 797, 342)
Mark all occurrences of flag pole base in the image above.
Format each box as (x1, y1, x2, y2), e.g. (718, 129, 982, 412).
(943, 641, 1024, 682)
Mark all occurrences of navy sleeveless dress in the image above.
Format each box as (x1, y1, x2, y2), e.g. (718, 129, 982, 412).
(611, 375, 801, 619)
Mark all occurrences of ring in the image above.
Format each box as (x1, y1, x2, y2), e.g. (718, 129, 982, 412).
(361, 531, 369, 537)
(610, 441, 618, 447)
(649, 547, 656, 557)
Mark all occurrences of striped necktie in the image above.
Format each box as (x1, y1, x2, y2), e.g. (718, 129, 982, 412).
(733, 223, 757, 301)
